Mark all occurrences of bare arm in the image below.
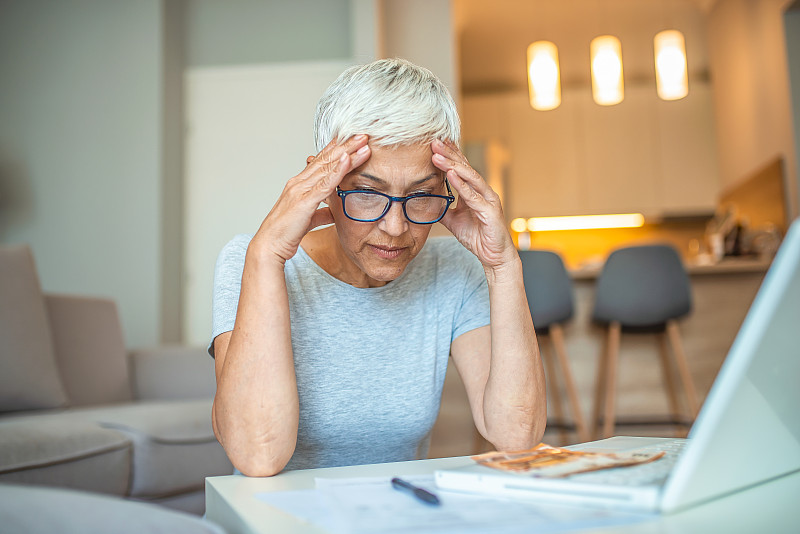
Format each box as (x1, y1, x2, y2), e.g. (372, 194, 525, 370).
(450, 262, 546, 450)
(434, 139, 546, 450)
(212, 248, 297, 476)
(212, 135, 371, 476)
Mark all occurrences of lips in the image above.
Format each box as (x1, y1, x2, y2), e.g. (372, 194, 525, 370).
(369, 244, 407, 259)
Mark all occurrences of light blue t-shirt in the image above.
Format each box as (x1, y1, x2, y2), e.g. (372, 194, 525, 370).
(210, 235, 490, 471)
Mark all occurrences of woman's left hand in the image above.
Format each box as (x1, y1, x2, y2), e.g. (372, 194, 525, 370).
(431, 139, 518, 276)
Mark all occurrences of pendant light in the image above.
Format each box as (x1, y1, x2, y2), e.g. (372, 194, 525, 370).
(590, 35, 624, 106)
(654, 29, 688, 100)
(527, 41, 561, 111)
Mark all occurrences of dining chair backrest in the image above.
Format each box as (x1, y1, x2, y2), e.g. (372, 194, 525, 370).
(593, 244, 692, 328)
(519, 250, 574, 331)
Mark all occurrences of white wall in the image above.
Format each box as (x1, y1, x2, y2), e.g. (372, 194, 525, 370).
(381, 0, 459, 105)
(708, 0, 798, 217)
(179, 0, 359, 346)
(0, 0, 164, 348)
(184, 0, 351, 67)
(183, 61, 353, 345)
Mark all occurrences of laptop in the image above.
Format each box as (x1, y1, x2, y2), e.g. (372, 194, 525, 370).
(435, 218, 800, 514)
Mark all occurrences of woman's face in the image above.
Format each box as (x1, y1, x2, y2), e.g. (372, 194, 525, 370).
(326, 142, 447, 287)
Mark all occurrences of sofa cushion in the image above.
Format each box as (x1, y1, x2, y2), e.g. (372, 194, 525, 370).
(68, 399, 233, 498)
(134, 488, 208, 516)
(129, 346, 217, 401)
(45, 294, 133, 406)
(0, 245, 68, 412)
(0, 416, 131, 495)
(0, 483, 226, 534)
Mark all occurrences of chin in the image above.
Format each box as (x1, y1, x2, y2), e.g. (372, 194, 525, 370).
(358, 250, 417, 282)
(364, 261, 410, 283)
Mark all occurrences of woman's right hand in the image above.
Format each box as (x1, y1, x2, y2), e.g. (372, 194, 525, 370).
(250, 134, 371, 265)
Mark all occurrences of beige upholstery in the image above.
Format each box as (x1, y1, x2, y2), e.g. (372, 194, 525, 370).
(0, 484, 227, 534)
(45, 294, 133, 406)
(0, 417, 131, 495)
(0, 244, 233, 515)
(130, 346, 217, 401)
(67, 400, 230, 498)
(0, 246, 68, 412)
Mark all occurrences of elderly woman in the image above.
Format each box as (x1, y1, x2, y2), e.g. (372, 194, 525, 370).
(210, 58, 545, 476)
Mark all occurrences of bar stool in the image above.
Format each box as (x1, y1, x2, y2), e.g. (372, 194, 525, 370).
(591, 244, 700, 439)
(520, 250, 589, 444)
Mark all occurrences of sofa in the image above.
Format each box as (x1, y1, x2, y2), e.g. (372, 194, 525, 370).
(0, 483, 227, 533)
(0, 245, 233, 515)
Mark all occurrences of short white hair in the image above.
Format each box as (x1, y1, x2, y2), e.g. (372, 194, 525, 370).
(314, 58, 460, 152)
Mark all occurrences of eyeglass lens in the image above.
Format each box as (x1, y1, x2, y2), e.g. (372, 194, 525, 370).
(345, 192, 449, 223)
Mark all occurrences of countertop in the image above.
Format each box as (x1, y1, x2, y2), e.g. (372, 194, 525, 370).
(569, 256, 773, 280)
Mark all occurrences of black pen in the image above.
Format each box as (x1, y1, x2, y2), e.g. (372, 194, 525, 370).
(391, 477, 441, 506)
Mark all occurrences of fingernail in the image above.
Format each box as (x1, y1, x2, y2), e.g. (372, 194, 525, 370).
(357, 145, 370, 155)
(355, 134, 368, 141)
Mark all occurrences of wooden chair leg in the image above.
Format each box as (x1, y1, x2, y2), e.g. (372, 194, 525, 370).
(602, 321, 621, 439)
(591, 327, 610, 439)
(550, 324, 589, 443)
(542, 335, 568, 445)
(658, 331, 685, 437)
(666, 320, 700, 418)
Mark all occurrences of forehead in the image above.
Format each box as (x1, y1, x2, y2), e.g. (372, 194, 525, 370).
(346, 143, 442, 188)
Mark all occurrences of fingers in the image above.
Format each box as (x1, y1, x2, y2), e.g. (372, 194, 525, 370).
(285, 135, 371, 214)
(303, 134, 370, 184)
(431, 140, 498, 212)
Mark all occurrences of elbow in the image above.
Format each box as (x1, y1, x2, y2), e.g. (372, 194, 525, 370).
(531, 409, 547, 445)
(225, 435, 296, 477)
(223, 436, 296, 477)
(213, 402, 297, 477)
(528, 401, 547, 445)
(232, 454, 290, 478)
(487, 404, 547, 451)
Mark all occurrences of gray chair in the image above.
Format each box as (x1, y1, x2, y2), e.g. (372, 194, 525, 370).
(520, 250, 589, 444)
(591, 244, 700, 439)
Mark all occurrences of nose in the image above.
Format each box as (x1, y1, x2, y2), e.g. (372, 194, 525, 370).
(378, 200, 409, 236)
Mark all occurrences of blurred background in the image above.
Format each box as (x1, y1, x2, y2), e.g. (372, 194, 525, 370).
(1, 1, 798, 451)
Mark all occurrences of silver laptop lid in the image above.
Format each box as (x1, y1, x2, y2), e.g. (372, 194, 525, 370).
(661, 218, 800, 513)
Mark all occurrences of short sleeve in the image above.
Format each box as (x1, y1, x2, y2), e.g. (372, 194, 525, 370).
(209, 234, 252, 357)
(450, 243, 490, 341)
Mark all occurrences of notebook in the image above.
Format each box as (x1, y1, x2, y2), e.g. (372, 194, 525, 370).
(435, 218, 800, 514)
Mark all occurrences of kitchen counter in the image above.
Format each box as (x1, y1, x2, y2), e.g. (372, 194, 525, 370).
(570, 256, 773, 280)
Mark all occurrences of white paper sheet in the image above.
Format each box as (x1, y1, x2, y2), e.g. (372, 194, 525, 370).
(255, 475, 654, 533)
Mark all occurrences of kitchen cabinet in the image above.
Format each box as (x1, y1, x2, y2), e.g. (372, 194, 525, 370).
(462, 81, 719, 219)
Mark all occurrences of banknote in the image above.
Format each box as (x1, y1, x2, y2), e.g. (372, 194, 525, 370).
(472, 443, 665, 478)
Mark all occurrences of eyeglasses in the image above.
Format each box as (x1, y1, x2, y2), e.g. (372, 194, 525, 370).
(336, 180, 455, 224)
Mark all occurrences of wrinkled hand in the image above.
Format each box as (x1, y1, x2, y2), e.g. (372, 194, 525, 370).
(251, 134, 371, 264)
(431, 139, 518, 275)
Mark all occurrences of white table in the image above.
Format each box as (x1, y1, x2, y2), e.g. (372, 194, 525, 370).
(206, 456, 800, 534)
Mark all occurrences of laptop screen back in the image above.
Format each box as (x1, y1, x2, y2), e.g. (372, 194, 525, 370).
(661, 218, 800, 512)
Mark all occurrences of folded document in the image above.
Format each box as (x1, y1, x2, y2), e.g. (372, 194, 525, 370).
(472, 443, 665, 478)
